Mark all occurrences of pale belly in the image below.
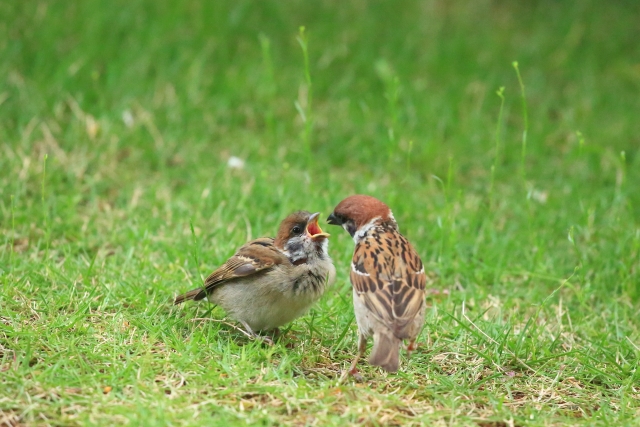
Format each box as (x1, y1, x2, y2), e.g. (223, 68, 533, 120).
(208, 272, 327, 331)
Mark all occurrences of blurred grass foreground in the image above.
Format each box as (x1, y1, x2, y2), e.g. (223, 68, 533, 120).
(1, 1, 639, 426)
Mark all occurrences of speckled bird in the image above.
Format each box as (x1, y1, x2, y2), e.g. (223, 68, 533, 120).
(327, 195, 426, 377)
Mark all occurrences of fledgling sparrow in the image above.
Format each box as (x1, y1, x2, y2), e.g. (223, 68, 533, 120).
(175, 211, 336, 343)
(327, 195, 426, 377)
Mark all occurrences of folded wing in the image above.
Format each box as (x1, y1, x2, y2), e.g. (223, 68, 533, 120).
(174, 237, 288, 304)
(350, 231, 425, 338)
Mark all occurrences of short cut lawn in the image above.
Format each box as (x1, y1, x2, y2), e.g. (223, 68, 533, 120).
(1, 1, 639, 425)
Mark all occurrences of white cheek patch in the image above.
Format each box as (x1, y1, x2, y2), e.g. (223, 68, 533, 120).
(319, 238, 329, 254)
(351, 262, 370, 276)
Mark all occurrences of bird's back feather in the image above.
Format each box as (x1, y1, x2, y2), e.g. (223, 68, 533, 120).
(174, 237, 287, 305)
(350, 223, 426, 339)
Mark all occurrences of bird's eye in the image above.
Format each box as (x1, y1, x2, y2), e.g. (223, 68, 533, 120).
(292, 225, 302, 234)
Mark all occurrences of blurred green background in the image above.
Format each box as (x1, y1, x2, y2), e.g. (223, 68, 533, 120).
(1, 1, 639, 425)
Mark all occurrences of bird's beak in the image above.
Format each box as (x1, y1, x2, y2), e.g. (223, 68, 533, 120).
(326, 212, 341, 225)
(306, 212, 330, 240)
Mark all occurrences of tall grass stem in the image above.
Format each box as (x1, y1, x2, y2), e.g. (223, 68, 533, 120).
(42, 154, 49, 259)
(259, 33, 276, 137)
(489, 87, 506, 209)
(296, 26, 313, 165)
(512, 62, 528, 186)
(10, 194, 15, 271)
(190, 219, 203, 283)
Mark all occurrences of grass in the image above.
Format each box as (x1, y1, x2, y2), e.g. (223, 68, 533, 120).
(1, 0, 639, 425)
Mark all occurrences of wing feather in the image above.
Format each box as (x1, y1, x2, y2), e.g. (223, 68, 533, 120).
(203, 237, 287, 288)
(176, 237, 288, 303)
(350, 229, 426, 338)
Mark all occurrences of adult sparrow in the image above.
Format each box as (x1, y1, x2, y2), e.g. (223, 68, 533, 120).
(327, 195, 426, 376)
(175, 211, 336, 343)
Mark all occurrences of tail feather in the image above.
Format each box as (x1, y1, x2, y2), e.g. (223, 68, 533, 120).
(369, 330, 401, 373)
(173, 288, 206, 305)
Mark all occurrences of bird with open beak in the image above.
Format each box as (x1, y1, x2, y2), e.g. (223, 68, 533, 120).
(175, 211, 335, 343)
(327, 195, 426, 378)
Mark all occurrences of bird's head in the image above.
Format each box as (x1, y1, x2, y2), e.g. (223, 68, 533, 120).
(326, 195, 397, 240)
(275, 211, 331, 265)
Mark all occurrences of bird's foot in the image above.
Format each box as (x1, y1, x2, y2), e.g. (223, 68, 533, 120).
(259, 335, 274, 346)
(339, 363, 365, 383)
(405, 340, 418, 357)
(239, 321, 274, 346)
(349, 367, 365, 382)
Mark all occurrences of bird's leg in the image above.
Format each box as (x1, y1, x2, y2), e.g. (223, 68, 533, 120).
(340, 333, 367, 383)
(239, 321, 274, 346)
(239, 320, 257, 337)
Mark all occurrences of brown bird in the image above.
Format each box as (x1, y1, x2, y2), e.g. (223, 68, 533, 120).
(327, 195, 426, 377)
(175, 211, 336, 343)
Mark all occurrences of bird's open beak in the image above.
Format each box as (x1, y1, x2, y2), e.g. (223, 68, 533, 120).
(306, 212, 330, 239)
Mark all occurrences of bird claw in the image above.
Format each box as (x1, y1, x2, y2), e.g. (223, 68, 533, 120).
(260, 335, 275, 346)
(405, 340, 418, 357)
(349, 367, 365, 382)
(239, 321, 277, 346)
(338, 368, 364, 383)
(338, 365, 365, 383)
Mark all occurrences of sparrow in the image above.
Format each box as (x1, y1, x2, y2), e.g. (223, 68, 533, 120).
(175, 211, 336, 343)
(327, 195, 426, 377)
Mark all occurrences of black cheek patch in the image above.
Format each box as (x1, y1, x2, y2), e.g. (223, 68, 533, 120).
(286, 240, 304, 254)
(346, 221, 357, 237)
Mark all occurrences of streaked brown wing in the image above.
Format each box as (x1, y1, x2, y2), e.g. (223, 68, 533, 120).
(350, 230, 425, 337)
(179, 237, 287, 302)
